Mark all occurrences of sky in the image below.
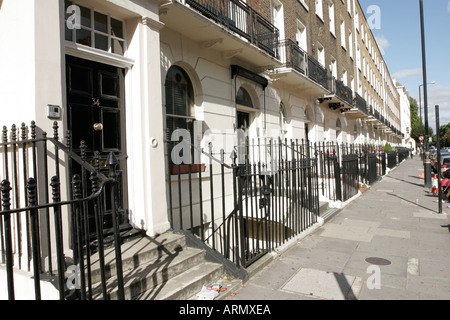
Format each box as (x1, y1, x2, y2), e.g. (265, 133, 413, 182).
(358, 0, 450, 134)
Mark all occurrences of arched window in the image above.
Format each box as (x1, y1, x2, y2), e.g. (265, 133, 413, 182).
(165, 66, 195, 165)
(236, 87, 254, 108)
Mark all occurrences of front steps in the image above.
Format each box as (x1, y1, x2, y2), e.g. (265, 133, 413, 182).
(319, 201, 340, 222)
(88, 232, 224, 300)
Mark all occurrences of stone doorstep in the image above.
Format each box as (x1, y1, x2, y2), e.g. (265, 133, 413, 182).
(91, 246, 207, 300)
(84, 232, 226, 300)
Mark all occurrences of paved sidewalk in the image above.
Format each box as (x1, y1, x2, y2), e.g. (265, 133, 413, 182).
(225, 156, 450, 300)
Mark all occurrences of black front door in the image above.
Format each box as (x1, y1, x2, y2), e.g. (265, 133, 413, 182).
(66, 55, 129, 235)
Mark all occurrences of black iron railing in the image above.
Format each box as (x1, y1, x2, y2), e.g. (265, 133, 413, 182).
(341, 154, 359, 202)
(0, 121, 124, 300)
(375, 110, 381, 121)
(333, 78, 353, 106)
(184, 0, 279, 58)
(167, 138, 411, 270)
(278, 39, 307, 74)
(354, 93, 368, 115)
(167, 137, 320, 268)
(307, 55, 328, 89)
(387, 151, 397, 169)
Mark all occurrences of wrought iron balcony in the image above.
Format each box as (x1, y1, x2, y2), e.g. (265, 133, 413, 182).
(270, 40, 329, 96)
(353, 93, 368, 115)
(376, 111, 381, 121)
(183, 0, 279, 58)
(307, 55, 328, 90)
(333, 78, 353, 106)
(278, 39, 307, 75)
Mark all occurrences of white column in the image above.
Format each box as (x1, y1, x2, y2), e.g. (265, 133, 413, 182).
(126, 16, 170, 236)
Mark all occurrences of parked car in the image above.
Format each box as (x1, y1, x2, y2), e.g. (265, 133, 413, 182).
(432, 152, 450, 173)
(437, 155, 450, 175)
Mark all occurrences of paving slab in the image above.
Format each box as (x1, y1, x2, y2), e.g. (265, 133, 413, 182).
(280, 268, 359, 300)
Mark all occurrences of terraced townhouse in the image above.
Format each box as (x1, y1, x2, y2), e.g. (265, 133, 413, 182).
(0, 0, 410, 300)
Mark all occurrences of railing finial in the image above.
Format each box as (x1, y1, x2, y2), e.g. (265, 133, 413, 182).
(11, 124, 16, 142)
(26, 178, 38, 206)
(53, 121, 59, 140)
(1, 180, 12, 209)
(2, 126, 8, 143)
(72, 174, 82, 199)
(30, 121, 36, 139)
(20, 123, 27, 141)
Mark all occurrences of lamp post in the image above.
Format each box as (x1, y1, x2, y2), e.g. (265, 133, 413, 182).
(419, 0, 431, 188)
(419, 81, 435, 137)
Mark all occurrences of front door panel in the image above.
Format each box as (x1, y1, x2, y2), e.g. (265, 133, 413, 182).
(66, 55, 128, 234)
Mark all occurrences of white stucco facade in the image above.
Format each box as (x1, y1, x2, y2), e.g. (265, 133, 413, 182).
(0, 0, 411, 263)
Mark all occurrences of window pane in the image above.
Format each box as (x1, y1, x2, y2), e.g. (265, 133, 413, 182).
(236, 88, 253, 108)
(110, 18, 123, 39)
(165, 66, 194, 116)
(94, 12, 108, 33)
(65, 25, 73, 41)
(65, 0, 74, 41)
(79, 5, 91, 28)
(76, 28, 92, 46)
(95, 33, 109, 51)
(111, 39, 125, 55)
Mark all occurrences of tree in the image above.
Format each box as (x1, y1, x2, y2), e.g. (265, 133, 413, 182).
(439, 123, 450, 147)
(410, 97, 422, 142)
(410, 96, 433, 145)
(443, 130, 450, 147)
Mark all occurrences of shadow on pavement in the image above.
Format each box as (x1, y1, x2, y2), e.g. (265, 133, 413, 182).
(387, 192, 437, 214)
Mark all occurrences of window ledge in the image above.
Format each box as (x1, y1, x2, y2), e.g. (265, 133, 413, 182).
(297, 0, 309, 11)
(316, 13, 324, 24)
(170, 163, 206, 175)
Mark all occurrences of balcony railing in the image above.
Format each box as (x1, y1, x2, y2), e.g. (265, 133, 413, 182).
(353, 93, 368, 115)
(184, 0, 279, 58)
(277, 40, 328, 90)
(307, 55, 328, 90)
(375, 110, 381, 121)
(278, 39, 307, 74)
(333, 78, 353, 106)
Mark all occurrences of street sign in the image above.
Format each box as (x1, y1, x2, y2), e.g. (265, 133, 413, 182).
(419, 136, 424, 141)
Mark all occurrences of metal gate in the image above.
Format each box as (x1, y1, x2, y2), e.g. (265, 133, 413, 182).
(167, 138, 320, 269)
(367, 152, 378, 185)
(341, 154, 359, 201)
(235, 153, 319, 267)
